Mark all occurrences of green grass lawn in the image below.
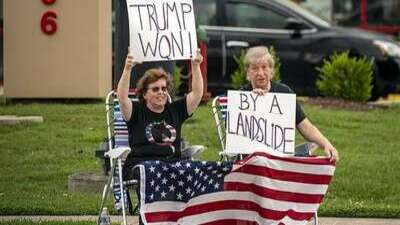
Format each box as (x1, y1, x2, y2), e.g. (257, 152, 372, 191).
(0, 221, 98, 225)
(0, 101, 400, 217)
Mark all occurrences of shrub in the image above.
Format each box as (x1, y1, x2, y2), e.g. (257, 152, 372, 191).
(269, 46, 281, 82)
(231, 46, 281, 89)
(316, 51, 373, 102)
(231, 50, 247, 89)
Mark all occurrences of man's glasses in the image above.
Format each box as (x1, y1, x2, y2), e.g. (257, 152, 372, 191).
(149, 86, 168, 93)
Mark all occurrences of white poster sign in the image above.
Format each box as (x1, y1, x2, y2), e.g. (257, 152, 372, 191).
(226, 90, 296, 155)
(126, 0, 198, 62)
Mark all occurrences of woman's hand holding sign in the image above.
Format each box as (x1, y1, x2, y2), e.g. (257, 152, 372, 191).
(117, 48, 142, 122)
(124, 47, 142, 71)
(187, 49, 204, 116)
(191, 48, 203, 66)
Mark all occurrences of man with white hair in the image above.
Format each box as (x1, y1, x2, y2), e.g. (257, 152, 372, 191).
(240, 46, 339, 162)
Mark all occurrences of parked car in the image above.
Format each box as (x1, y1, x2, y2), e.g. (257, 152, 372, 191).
(188, 0, 400, 99)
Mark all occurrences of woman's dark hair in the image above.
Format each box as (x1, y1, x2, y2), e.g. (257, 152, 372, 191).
(136, 68, 172, 102)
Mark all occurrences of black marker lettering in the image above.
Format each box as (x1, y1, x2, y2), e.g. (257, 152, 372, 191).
(239, 93, 249, 110)
(171, 31, 184, 57)
(166, 2, 182, 29)
(269, 94, 283, 115)
(158, 34, 171, 59)
(138, 33, 158, 57)
(250, 93, 259, 111)
(180, 3, 192, 30)
(147, 4, 158, 31)
(130, 4, 146, 30)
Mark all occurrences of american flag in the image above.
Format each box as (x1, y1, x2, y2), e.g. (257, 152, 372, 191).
(138, 151, 335, 225)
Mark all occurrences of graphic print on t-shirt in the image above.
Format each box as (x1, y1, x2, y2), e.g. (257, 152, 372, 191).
(145, 121, 177, 146)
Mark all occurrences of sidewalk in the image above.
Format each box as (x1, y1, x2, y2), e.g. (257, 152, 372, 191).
(1, 216, 400, 225)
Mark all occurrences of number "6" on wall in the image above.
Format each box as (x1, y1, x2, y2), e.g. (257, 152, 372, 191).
(42, 0, 56, 5)
(41, 11, 58, 35)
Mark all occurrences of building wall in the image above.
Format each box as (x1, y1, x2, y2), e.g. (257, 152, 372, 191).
(4, 0, 111, 98)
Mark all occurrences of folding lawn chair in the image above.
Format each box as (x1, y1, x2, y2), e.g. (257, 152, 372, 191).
(211, 95, 319, 225)
(97, 90, 205, 225)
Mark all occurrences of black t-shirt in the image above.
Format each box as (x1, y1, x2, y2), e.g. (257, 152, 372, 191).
(125, 97, 190, 158)
(240, 82, 306, 125)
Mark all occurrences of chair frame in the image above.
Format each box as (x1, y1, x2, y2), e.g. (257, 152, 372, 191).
(98, 90, 137, 225)
(211, 95, 319, 225)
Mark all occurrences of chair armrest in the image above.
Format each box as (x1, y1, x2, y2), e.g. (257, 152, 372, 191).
(105, 147, 131, 160)
(181, 145, 205, 159)
(294, 142, 318, 157)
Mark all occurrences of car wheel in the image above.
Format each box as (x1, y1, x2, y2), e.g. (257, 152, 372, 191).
(370, 61, 386, 101)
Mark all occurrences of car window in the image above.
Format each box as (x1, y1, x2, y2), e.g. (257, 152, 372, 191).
(194, 0, 217, 26)
(332, 0, 361, 26)
(367, 0, 400, 25)
(225, 2, 288, 29)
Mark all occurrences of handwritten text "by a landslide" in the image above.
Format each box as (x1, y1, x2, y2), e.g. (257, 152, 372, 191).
(227, 93, 294, 153)
(129, 2, 194, 59)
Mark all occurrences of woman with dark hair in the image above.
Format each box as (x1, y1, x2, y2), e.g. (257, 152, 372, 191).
(117, 49, 204, 179)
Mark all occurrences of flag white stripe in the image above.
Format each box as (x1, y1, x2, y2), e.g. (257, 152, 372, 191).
(143, 210, 309, 225)
(179, 210, 277, 225)
(146, 222, 176, 225)
(142, 191, 319, 213)
(144, 210, 310, 225)
(138, 165, 149, 225)
(225, 172, 328, 195)
(247, 156, 335, 176)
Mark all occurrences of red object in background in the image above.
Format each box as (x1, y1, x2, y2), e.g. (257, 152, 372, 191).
(41, 11, 58, 35)
(292, 0, 400, 36)
(359, 0, 400, 36)
(188, 42, 211, 103)
(42, 0, 56, 5)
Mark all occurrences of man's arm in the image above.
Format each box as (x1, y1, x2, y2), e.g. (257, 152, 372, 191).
(186, 49, 204, 115)
(297, 118, 339, 162)
(117, 51, 141, 121)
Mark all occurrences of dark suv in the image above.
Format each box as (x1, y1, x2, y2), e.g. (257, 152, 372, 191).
(192, 0, 400, 98)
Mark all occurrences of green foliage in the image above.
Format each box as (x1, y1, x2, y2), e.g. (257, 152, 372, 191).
(197, 26, 208, 43)
(0, 221, 99, 225)
(230, 46, 282, 89)
(316, 51, 373, 102)
(231, 50, 247, 89)
(269, 46, 281, 82)
(172, 64, 182, 96)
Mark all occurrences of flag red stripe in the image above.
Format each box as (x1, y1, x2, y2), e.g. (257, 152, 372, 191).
(145, 200, 314, 222)
(218, 97, 227, 103)
(235, 164, 333, 184)
(238, 152, 335, 166)
(224, 181, 324, 203)
(201, 219, 258, 225)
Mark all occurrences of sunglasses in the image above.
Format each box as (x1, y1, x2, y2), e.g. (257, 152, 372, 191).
(148, 86, 168, 93)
